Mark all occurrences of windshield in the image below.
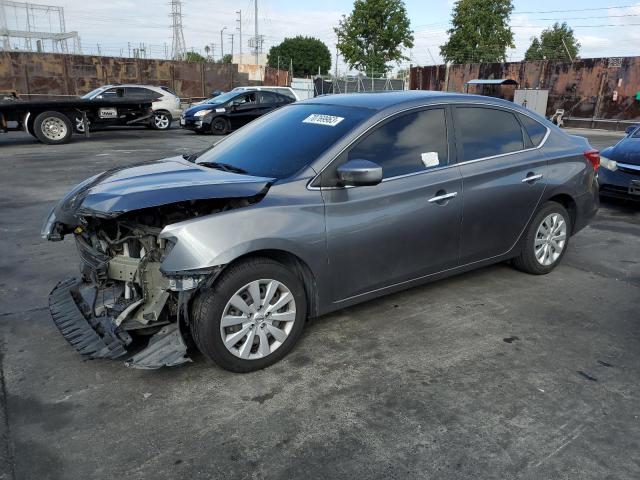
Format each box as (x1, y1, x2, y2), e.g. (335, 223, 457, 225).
(206, 91, 240, 105)
(81, 87, 107, 99)
(632, 126, 640, 138)
(196, 103, 372, 179)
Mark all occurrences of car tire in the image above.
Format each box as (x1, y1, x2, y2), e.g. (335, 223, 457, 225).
(512, 201, 571, 275)
(191, 257, 307, 372)
(210, 117, 230, 135)
(33, 111, 73, 145)
(152, 111, 172, 130)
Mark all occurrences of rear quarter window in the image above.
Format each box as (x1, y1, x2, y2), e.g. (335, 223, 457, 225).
(517, 113, 548, 147)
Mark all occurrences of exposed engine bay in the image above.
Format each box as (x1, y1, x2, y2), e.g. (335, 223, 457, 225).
(48, 196, 262, 368)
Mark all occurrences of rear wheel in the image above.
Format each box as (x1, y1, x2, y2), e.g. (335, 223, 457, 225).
(152, 111, 172, 130)
(512, 201, 570, 275)
(191, 257, 307, 372)
(210, 116, 230, 135)
(33, 111, 73, 144)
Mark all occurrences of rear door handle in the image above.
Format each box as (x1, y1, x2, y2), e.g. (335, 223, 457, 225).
(522, 173, 543, 183)
(428, 192, 458, 203)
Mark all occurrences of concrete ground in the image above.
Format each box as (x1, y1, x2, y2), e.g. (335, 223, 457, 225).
(0, 126, 639, 480)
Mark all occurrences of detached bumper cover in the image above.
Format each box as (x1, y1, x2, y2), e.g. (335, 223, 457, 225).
(49, 278, 193, 368)
(48, 278, 129, 359)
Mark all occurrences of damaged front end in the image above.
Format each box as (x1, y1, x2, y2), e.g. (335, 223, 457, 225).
(43, 156, 272, 368)
(48, 209, 208, 368)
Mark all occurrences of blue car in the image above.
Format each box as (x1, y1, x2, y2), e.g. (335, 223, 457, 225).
(599, 125, 640, 200)
(180, 90, 294, 135)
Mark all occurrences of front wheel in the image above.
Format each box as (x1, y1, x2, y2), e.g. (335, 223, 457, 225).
(512, 201, 571, 275)
(191, 258, 307, 372)
(210, 116, 230, 135)
(152, 111, 172, 130)
(74, 116, 89, 133)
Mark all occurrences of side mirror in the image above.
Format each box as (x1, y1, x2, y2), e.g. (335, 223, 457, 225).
(337, 159, 383, 187)
(625, 125, 638, 135)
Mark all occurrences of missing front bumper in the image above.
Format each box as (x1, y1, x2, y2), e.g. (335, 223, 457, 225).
(48, 277, 192, 368)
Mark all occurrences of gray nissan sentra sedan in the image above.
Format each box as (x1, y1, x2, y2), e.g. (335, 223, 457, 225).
(42, 91, 600, 372)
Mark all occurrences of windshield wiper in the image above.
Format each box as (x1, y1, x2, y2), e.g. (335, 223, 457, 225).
(183, 152, 199, 162)
(198, 161, 248, 174)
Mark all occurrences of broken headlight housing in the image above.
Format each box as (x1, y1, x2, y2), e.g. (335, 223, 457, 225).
(167, 275, 206, 291)
(41, 207, 62, 241)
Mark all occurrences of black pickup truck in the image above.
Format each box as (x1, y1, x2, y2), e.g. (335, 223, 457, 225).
(0, 92, 153, 145)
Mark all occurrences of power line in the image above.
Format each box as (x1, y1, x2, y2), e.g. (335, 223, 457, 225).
(516, 4, 639, 14)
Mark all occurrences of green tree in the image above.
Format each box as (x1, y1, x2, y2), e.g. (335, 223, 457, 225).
(217, 54, 233, 64)
(524, 37, 543, 60)
(185, 50, 206, 62)
(334, 0, 414, 75)
(267, 36, 331, 76)
(440, 0, 515, 64)
(524, 22, 580, 61)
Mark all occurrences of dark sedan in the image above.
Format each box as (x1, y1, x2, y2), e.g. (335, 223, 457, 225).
(599, 125, 640, 199)
(180, 90, 294, 134)
(43, 91, 599, 372)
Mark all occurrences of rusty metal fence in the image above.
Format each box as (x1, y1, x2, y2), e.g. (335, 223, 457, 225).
(410, 56, 640, 121)
(0, 51, 289, 98)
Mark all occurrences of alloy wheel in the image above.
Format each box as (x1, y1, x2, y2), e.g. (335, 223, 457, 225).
(154, 113, 170, 129)
(75, 117, 86, 133)
(534, 213, 567, 266)
(220, 279, 297, 360)
(212, 118, 227, 133)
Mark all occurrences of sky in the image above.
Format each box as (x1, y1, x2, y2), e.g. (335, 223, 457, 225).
(4, 0, 640, 73)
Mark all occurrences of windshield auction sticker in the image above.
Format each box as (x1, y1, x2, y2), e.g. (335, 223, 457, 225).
(302, 114, 345, 127)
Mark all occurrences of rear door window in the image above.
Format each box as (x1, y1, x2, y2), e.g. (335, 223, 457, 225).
(257, 91, 278, 104)
(454, 107, 525, 161)
(125, 87, 160, 100)
(347, 108, 448, 179)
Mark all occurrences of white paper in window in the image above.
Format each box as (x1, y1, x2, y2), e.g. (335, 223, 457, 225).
(421, 152, 440, 168)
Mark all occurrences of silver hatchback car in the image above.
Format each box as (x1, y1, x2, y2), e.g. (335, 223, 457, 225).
(43, 91, 599, 372)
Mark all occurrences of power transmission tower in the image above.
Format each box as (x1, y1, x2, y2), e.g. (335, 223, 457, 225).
(170, 0, 186, 60)
(254, 0, 258, 64)
(236, 10, 242, 62)
(0, 1, 81, 53)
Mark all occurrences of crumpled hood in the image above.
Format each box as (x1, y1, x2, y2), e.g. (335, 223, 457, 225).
(57, 156, 274, 219)
(603, 137, 640, 165)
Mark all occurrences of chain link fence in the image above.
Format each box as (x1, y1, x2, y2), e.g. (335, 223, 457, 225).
(313, 74, 406, 96)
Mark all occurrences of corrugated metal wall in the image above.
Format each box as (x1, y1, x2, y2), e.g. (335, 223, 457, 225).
(409, 57, 640, 120)
(0, 52, 289, 98)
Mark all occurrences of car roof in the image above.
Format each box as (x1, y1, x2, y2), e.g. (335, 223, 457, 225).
(299, 90, 521, 111)
(99, 84, 169, 90)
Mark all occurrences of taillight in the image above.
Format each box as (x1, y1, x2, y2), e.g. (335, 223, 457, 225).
(584, 149, 600, 171)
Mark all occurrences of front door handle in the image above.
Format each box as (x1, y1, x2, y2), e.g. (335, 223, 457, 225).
(522, 173, 543, 183)
(428, 191, 458, 204)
